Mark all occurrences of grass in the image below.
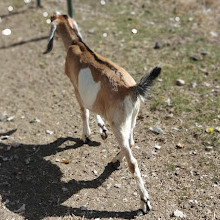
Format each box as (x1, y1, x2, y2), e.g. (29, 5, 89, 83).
(13, 0, 25, 9)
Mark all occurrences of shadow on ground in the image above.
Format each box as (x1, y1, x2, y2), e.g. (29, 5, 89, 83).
(0, 130, 138, 219)
(0, 36, 48, 50)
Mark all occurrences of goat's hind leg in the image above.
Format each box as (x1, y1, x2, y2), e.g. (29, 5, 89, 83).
(112, 121, 152, 214)
(96, 115, 108, 140)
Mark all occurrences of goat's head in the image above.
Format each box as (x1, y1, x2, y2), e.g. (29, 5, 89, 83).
(43, 13, 82, 54)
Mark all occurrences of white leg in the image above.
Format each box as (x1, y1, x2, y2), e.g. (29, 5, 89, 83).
(130, 101, 140, 147)
(81, 108, 91, 143)
(96, 114, 108, 140)
(112, 117, 151, 213)
(73, 87, 91, 143)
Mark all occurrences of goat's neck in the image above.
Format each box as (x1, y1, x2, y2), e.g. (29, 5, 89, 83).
(60, 24, 79, 51)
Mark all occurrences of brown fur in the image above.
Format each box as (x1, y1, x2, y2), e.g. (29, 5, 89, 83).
(50, 15, 137, 122)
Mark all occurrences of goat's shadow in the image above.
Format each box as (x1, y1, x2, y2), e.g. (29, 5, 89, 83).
(0, 130, 138, 219)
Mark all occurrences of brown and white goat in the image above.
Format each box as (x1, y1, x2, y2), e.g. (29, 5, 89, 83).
(44, 14, 161, 214)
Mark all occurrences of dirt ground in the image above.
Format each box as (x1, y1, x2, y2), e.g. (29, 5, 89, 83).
(0, 0, 219, 220)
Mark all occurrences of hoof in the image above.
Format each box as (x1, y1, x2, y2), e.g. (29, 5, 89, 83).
(85, 137, 92, 143)
(136, 209, 144, 217)
(141, 198, 152, 214)
(82, 136, 92, 144)
(98, 123, 108, 140)
(100, 130, 108, 140)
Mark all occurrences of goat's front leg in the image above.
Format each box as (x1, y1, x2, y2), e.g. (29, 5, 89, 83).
(96, 115, 108, 140)
(81, 108, 91, 143)
(73, 87, 91, 143)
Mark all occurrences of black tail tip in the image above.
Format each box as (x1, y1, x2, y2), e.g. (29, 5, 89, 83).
(150, 66, 161, 77)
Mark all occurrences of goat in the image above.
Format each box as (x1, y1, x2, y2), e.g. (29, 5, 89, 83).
(44, 14, 161, 214)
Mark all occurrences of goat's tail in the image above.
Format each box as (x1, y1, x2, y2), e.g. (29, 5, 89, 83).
(133, 66, 161, 100)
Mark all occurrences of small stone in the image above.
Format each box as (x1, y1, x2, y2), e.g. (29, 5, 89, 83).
(0, 113, 7, 121)
(46, 130, 53, 135)
(12, 142, 20, 148)
(93, 170, 98, 175)
(210, 31, 218, 38)
(205, 146, 213, 152)
(175, 16, 180, 22)
(80, 205, 87, 211)
(165, 98, 171, 106)
(151, 151, 157, 155)
(190, 55, 201, 61)
(2, 29, 11, 36)
(176, 79, 185, 86)
(154, 145, 161, 150)
(106, 184, 111, 190)
(43, 12, 48, 17)
(1, 136, 9, 140)
(204, 82, 211, 87)
(4, 199, 9, 205)
(3, 157, 8, 161)
(201, 51, 208, 56)
(46, 19, 51, 24)
(131, 28, 137, 34)
(173, 209, 186, 218)
(7, 116, 15, 121)
(166, 113, 174, 119)
(8, 6, 14, 12)
(215, 127, 220, 132)
(6, 146, 12, 151)
(100, 0, 106, 5)
(24, 0, 31, 3)
(154, 42, 161, 49)
(114, 184, 121, 188)
(192, 82, 197, 88)
(133, 192, 138, 196)
(24, 157, 31, 165)
(190, 151, 197, 155)
(30, 118, 40, 123)
(176, 143, 184, 149)
(62, 187, 68, 192)
(149, 127, 164, 134)
(15, 204, 26, 213)
(172, 127, 179, 131)
(134, 145, 140, 149)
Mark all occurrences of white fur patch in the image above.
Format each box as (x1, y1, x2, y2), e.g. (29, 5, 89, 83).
(78, 68, 100, 109)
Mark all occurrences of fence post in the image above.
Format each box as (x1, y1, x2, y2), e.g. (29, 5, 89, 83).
(37, 0, 42, 7)
(67, 0, 74, 18)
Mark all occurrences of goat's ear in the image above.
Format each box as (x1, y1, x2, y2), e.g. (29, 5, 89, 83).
(73, 21, 82, 39)
(43, 22, 57, 54)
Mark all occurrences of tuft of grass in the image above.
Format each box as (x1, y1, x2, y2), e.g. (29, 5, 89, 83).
(13, 0, 25, 9)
